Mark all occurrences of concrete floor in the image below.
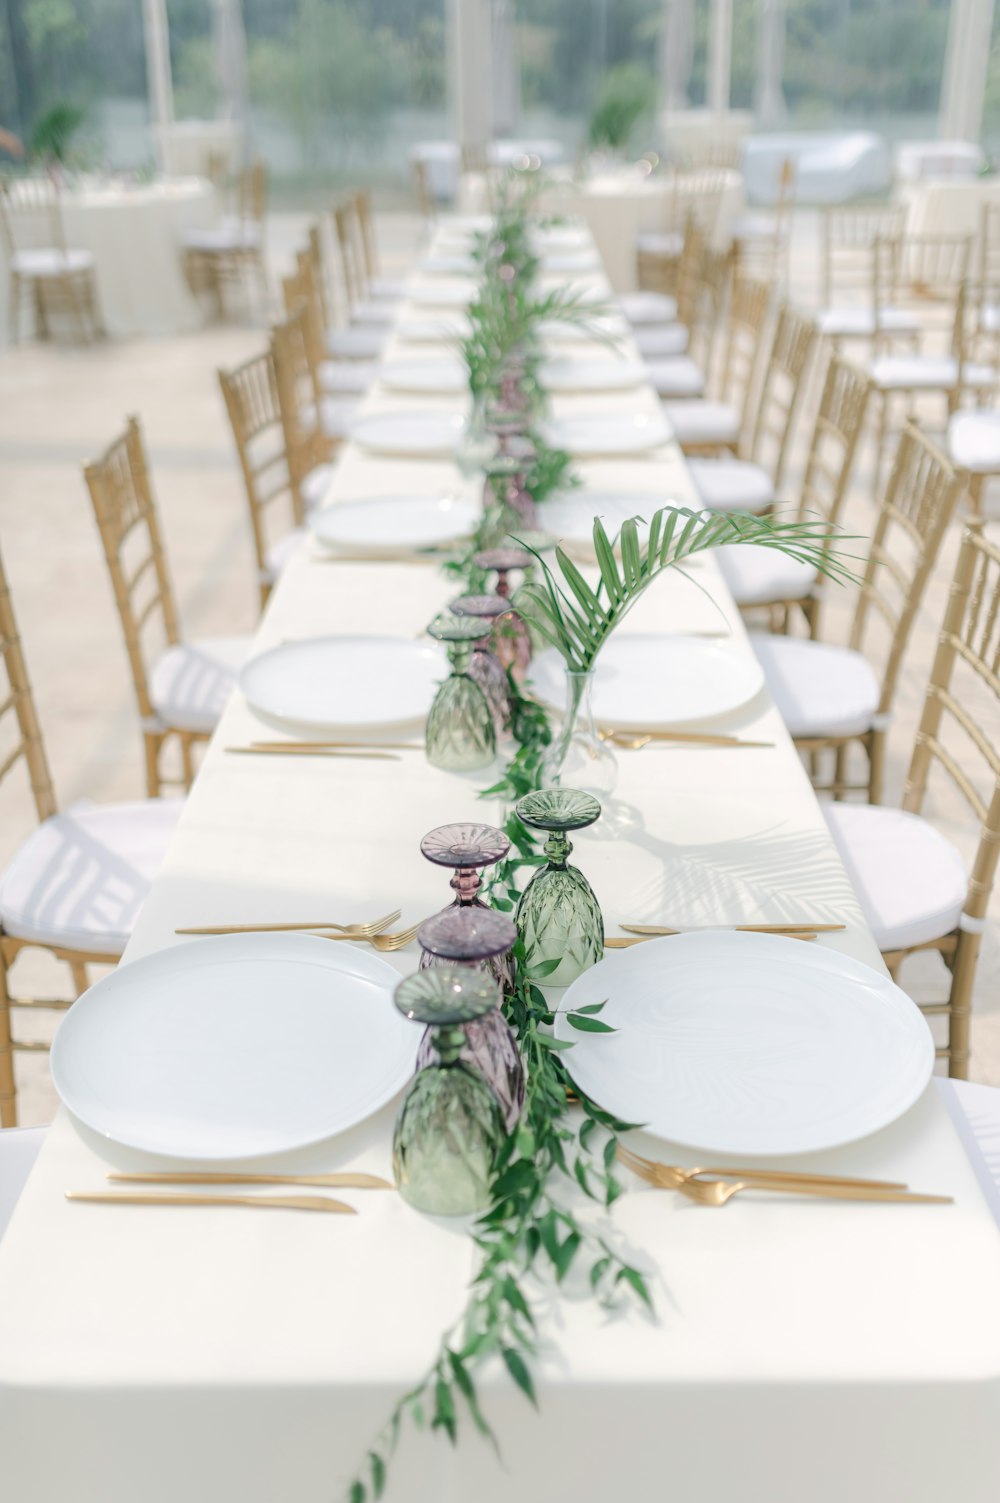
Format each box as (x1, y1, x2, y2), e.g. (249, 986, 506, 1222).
(1, 207, 998, 1125)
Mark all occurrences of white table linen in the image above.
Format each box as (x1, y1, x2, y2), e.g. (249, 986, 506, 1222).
(1, 228, 999, 1503)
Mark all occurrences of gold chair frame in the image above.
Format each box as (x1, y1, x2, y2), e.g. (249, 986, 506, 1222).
(332, 199, 368, 312)
(681, 274, 771, 458)
(184, 160, 269, 318)
(819, 205, 909, 346)
(0, 176, 102, 344)
(743, 301, 818, 494)
(889, 519, 1000, 1075)
(83, 417, 203, 798)
(0, 546, 117, 1125)
(797, 423, 962, 803)
(219, 351, 301, 611)
(270, 305, 333, 523)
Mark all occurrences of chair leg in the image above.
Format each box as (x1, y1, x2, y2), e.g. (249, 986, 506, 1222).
(9, 272, 20, 346)
(867, 728, 885, 806)
(0, 950, 17, 1128)
(68, 960, 89, 995)
(33, 279, 48, 341)
(66, 276, 89, 345)
(144, 730, 164, 799)
(180, 733, 196, 789)
(833, 744, 848, 800)
(84, 271, 104, 339)
(967, 473, 986, 517)
(947, 931, 979, 1080)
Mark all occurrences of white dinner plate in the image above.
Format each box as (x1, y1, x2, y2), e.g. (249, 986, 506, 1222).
(396, 316, 472, 343)
(406, 283, 476, 308)
(541, 412, 673, 455)
(531, 225, 589, 251)
(538, 316, 628, 343)
(554, 932, 934, 1156)
(529, 634, 764, 727)
(51, 934, 419, 1160)
(378, 360, 467, 395)
(540, 490, 685, 545)
(310, 494, 478, 555)
(540, 250, 601, 273)
(350, 411, 466, 457)
(240, 635, 447, 733)
(539, 358, 646, 393)
(420, 254, 477, 276)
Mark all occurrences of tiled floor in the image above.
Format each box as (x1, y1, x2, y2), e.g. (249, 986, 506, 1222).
(0, 206, 998, 1125)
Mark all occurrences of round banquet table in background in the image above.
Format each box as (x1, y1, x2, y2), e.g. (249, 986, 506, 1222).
(0, 176, 218, 345)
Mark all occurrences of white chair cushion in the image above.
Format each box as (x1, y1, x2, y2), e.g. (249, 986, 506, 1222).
(947, 410, 1000, 474)
(264, 528, 306, 584)
(183, 217, 261, 253)
(636, 231, 684, 258)
(634, 323, 689, 357)
(619, 291, 678, 326)
(823, 802, 967, 951)
(326, 325, 387, 359)
(369, 277, 407, 300)
(645, 356, 706, 399)
(816, 305, 920, 338)
(688, 458, 774, 514)
(319, 396, 361, 440)
(12, 247, 93, 277)
(302, 463, 335, 511)
(0, 1126, 46, 1244)
(871, 355, 996, 392)
(749, 633, 880, 737)
(319, 359, 380, 395)
(662, 399, 740, 448)
(150, 635, 251, 735)
(716, 544, 818, 605)
(350, 300, 397, 326)
(0, 797, 183, 955)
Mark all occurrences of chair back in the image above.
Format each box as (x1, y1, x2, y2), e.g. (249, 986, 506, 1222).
(952, 277, 1000, 408)
(903, 520, 1000, 943)
(0, 176, 66, 256)
(667, 167, 728, 236)
(353, 189, 379, 280)
(83, 417, 181, 726)
(333, 200, 366, 308)
(820, 205, 906, 309)
(270, 307, 330, 515)
(283, 253, 328, 390)
(796, 351, 871, 531)
(849, 423, 963, 721)
(0, 544, 56, 823)
(715, 275, 772, 441)
(748, 302, 817, 487)
(874, 234, 972, 339)
(219, 351, 302, 589)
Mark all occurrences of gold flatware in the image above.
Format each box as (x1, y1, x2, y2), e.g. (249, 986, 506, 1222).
(617, 1151, 950, 1205)
(605, 933, 818, 948)
(362, 923, 421, 952)
(617, 1145, 906, 1192)
(619, 922, 847, 937)
(66, 1192, 356, 1213)
(604, 732, 773, 751)
(226, 747, 400, 761)
(246, 740, 423, 751)
(108, 1171, 393, 1190)
(175, 909, 401, 938)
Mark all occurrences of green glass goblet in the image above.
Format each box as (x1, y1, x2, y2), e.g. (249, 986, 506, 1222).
(514, 787, 604, 987)
(425, 614, 496, 772)
(392, 967, 506, 1216)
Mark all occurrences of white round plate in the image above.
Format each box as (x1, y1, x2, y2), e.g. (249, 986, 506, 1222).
(529, 634, 764, 727)
(541, 412, 672, 455)
(378, 360, 467, 395)
(531, 225, 589, 251)
(538, 316, 628, 343)
(350, 411, 466, 457)
(407, 283, 475, 308)
(240, 635, 447, 733)
(420, 254, 477, 276)
(310, 494, 478, 555)
(51, 934, 419, 1160)
(541, 250, 601, 273)
(554, 932, 934, 1156)
(397, 316, 471, 343)
(539, 358, 646, 394)
(540, 490, 685, 545)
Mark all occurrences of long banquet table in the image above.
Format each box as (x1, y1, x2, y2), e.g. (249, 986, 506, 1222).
(1, 226, 999, 1503)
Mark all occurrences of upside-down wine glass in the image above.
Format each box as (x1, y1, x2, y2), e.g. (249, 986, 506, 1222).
(450, 593, 513, 731)
(392, 967, 507, 1215)
(514, 787, 604, 986)
(474, 546, 534, 678)
(419, 820, 513, 989)
(424, 614, 496, 772)
(482, 455, 539, 533)
(416, 906, 524, 1129)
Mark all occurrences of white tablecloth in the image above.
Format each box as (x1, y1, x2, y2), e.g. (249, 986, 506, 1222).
(1, 233, 999, 1503)
(0, 177, 217, 344)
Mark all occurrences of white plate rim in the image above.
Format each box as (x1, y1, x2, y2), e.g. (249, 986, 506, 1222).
(239, 634, 445, 731)
(350, 411, 467, 455)
(309, 494, 478, 553)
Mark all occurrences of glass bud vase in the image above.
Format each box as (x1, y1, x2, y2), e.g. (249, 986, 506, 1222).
(392, 969, 507, 1216)
(425, 615, 497, 773)
(514, 788, 605, 987)
(539, 667, 618, 800)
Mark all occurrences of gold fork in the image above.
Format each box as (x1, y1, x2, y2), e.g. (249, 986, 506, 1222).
(617, 1144, 906, 1191)
(357, 923, 422, 952)
(67, 1192, 357, 1213)
(618, 1149, 951, 1205)
(108, 1171, 393, 1190)
(175, 909, 401, 938)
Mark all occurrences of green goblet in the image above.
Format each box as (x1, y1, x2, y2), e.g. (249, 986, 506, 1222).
(514, 787, 604, 986)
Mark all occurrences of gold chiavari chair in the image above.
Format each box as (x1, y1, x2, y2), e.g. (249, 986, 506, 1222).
(661, 272, 771, 456)
(632, 216, 706, 358)
(352, 188, 406, 300)
(946, 279, 1000, 513)
(636, 169, 728, 296)
(282, 256, 361, 447)
(0, 176, 101, 343)
(686, 302, 817, 516)
(183, 159, 269, 317)
(641, 229, 731, 401)
(219, 351, 305, 610)
(825, 518, 1000, 1076)
(751, 423, 963, 803)
(331, 199, 394, 328)
(817, 205, 917, 346)
(270, 306, 336, 527)
(84, 417, 251, 796)
(719, 352, 871, 634)
(0, 542, 182, 1125)
(302, 222, 386, 366)
(731, 156, 795, 287)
